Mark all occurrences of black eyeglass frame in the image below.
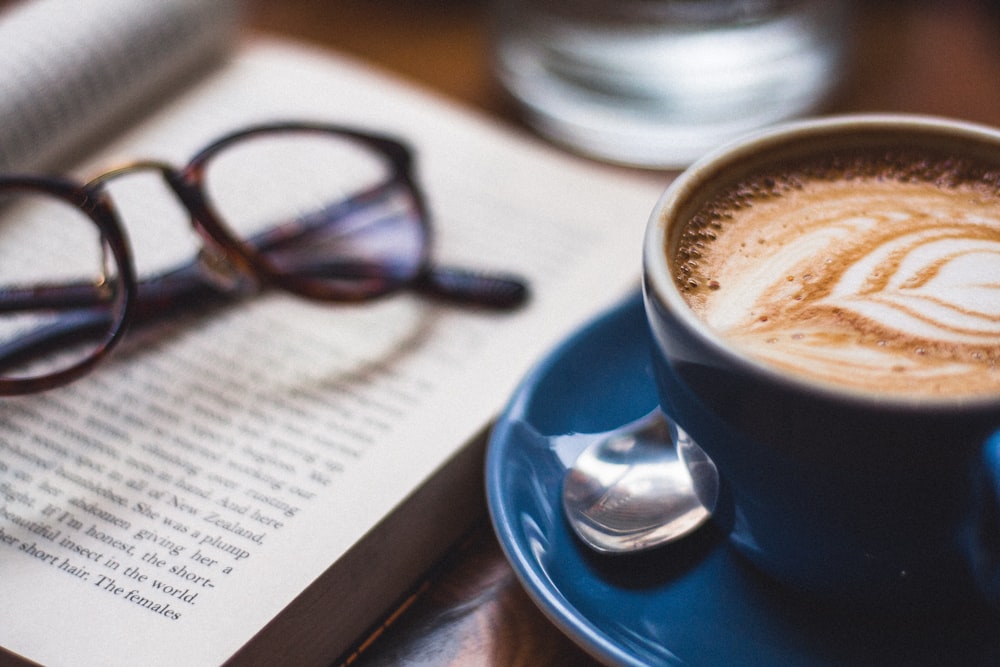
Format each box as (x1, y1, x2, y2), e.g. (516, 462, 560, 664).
(0, 121, 528, 395)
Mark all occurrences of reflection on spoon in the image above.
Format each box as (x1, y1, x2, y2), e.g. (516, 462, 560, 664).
(562, 410, 718, 554)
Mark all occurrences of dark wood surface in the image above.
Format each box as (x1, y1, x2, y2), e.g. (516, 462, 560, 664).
(247, 2, 1000, 666)
(249, 0, 1000, 131)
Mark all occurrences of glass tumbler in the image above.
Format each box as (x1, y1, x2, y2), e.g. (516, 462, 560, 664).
(489, 0, 853, 168)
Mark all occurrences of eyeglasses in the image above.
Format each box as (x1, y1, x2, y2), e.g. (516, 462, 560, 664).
(0, 121, 529, 395)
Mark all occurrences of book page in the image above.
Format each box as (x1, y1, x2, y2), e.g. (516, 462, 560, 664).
(0, 39, 667, 666)
(0, 0, 242, 172)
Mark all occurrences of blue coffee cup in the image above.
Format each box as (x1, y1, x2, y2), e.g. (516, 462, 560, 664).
(643, 114, 1000, 617)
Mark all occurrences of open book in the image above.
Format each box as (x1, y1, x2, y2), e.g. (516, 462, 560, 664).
(0, 1, 665, 665)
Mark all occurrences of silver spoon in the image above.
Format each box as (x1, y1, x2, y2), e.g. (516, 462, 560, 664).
(561, 410, 719, 554)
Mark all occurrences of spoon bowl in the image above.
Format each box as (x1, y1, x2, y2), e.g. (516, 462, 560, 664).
(562, 410, 718, 554)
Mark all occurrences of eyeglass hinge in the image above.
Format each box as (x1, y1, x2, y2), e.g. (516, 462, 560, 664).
(196, 244, 260, 296)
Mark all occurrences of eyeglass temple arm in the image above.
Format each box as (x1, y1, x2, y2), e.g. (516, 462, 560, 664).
(0, 258, 533, 373)
(0, 308, 111, 375)
(243, 188, 530, 309)
(0, 245, 529, 329)
(412, 266, 528, 308)
(0, 261, 229, 316)
(0, 261, 532, 374)
(0, 262, 230, 372)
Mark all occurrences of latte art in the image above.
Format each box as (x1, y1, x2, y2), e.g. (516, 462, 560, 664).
(675, 152, 1000, 397)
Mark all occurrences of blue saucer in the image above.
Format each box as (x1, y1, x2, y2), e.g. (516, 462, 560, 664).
(485, 291, 999, 667)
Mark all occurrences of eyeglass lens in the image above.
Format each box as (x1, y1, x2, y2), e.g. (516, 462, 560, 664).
(0, 188, 126, 383)
(198, 128, 427, 299)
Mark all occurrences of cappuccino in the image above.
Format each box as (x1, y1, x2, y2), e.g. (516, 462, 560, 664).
(674, 149, 1000, 398)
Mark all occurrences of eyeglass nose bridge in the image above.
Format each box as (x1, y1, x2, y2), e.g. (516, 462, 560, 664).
(85, 159, 262, 295)
(84, 159, 179, 190)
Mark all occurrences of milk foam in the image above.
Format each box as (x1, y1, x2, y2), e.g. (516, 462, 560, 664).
(675, 153, 1000, 398)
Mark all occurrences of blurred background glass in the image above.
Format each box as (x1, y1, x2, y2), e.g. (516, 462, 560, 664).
(488, 0, 853, 168)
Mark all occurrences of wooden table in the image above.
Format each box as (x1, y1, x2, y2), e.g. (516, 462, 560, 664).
(249, 2, 1000, 665)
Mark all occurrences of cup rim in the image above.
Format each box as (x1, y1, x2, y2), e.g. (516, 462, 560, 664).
(643, 112, 1000, 412)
